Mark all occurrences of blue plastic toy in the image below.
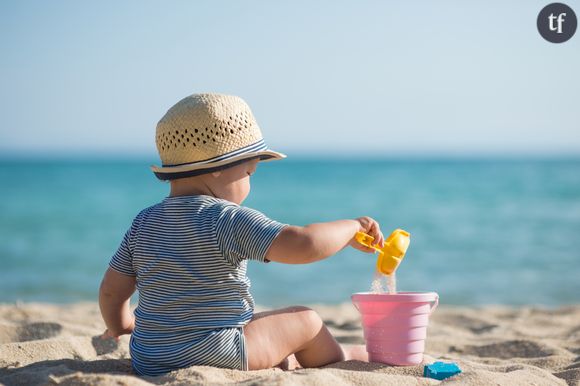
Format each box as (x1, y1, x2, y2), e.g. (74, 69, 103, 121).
(423, 361, 462, 380)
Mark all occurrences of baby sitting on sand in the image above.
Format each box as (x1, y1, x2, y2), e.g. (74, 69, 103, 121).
(98, 93, 385, 376)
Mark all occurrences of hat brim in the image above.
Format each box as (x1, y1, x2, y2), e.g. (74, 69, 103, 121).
(151, 149, 286, 180)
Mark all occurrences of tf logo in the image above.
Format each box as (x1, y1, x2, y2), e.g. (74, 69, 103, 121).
(537, 3, 577, 43)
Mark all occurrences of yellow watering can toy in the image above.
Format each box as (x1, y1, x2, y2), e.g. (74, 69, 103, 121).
(355, 229, 411, 275)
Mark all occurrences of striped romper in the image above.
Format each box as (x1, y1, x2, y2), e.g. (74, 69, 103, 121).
(108, 194, 289, 376)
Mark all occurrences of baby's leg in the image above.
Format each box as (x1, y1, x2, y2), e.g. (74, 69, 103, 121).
(275, 345, 367, 370)
(244, 307, 369, 369)
(244, 306, 344, 370)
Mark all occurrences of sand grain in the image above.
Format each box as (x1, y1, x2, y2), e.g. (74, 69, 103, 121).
(0, 303, 578, 386)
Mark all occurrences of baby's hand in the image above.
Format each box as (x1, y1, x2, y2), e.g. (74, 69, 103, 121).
(101, 329, 121, 342)
(349, 216, 384, 253)
(100, 321, 134, 341)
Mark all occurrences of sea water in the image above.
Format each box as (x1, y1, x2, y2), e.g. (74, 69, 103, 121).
(1, 158, 580, 305)
(370, 270, 397, 294)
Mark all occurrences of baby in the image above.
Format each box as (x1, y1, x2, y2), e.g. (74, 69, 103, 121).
(99, 93, 385, 376)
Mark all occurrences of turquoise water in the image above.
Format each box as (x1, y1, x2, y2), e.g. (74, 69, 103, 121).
(1, 157, 579, 306)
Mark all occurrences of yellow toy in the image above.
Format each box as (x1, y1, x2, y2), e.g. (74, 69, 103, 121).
(355, 229, 411, 275)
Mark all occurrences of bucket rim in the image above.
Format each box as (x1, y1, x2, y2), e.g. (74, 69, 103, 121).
(351, 291, 439, 303)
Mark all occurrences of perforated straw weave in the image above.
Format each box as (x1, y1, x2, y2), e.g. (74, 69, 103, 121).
(151, 93, 286, 180)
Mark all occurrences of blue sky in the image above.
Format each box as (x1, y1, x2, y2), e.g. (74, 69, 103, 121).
(0, 1, 579, 157)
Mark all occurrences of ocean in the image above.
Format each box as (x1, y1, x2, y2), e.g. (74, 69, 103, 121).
(1, 157, 579, 307)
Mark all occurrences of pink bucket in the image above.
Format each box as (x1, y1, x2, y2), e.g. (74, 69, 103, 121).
(351, 291, 439, 366)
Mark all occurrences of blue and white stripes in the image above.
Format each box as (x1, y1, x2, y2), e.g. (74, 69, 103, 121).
(109, 194, 288, 376)
(162, 139, 269, 167)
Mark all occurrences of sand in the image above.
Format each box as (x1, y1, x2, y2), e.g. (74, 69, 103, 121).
(0, 302, 578, 386)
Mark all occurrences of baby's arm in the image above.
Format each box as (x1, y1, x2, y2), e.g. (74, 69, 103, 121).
(266, 216, 384, 264)
(99, 267, 136, 339)
(245, 216, 384, 369)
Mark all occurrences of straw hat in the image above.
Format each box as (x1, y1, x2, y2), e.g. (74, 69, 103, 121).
(151, 93, 286, 180)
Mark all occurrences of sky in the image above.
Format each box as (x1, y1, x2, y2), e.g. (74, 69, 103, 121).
(0, 0, 579, 158)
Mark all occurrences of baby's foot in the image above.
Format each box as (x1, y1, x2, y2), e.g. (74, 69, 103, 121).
(275, 354, 302, 370)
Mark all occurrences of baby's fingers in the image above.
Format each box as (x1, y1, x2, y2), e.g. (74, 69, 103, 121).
(349, 237, 376, 254)
(101, 329, 120, 341)
(353, 216, 384, 249)
(368, 223, 384, 248)
(376, 232, 385, 248)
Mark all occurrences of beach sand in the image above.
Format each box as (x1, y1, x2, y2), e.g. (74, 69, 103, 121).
(0, 302, 578, 386)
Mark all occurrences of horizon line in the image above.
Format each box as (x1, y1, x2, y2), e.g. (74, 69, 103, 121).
(1, 151, 579, 162)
